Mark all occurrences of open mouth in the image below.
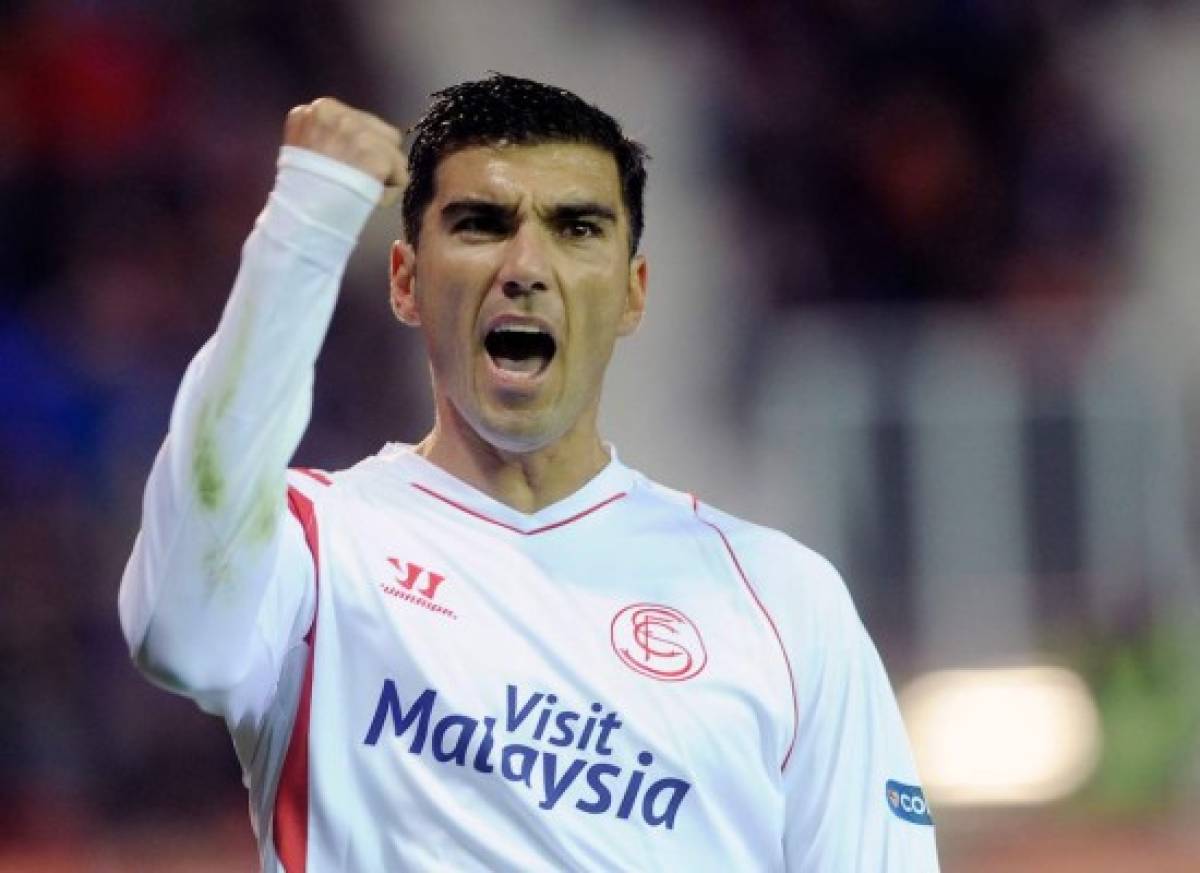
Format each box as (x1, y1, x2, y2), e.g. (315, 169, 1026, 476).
(483, 325, 557, 377)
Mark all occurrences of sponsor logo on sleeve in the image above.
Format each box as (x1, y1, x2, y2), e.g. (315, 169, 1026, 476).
(886, 779, 934, 826)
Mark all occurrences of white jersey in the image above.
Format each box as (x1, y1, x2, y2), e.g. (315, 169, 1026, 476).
(118, 147, 939, 872)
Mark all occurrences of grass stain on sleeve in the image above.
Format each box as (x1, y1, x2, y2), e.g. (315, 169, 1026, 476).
(193, 401, 225, 511)
(215, 309, 252, 418)
(191, 307, 255, 512)
(248, 473, 282, 543)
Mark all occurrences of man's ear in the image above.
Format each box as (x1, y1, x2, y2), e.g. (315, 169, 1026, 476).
(390, 240, 420, 326)
(617, 255, 648, 336)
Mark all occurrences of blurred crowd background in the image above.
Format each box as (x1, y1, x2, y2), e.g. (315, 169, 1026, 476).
(3, 0, 1200, 869)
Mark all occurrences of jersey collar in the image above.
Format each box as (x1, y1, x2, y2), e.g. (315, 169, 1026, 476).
(384, 443, 635, 535)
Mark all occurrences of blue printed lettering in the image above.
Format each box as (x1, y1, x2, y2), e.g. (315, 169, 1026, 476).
(575, 762, 620, 814)
(576, 702, 603, 751)
(547, 709, 579, 747)
(365, 681, 692, 831)
(533, 694, 557, 740)
(432, 714, 477, 765)
(616, 751, 654, 820)
(363, 682, 435, 751)
(539, 755, 588, 809)
(505, 685, 542, 732)
(642, 779, 690, 830)
(473, 716, 496, 773)
(594, 711, 622, 755)
(501, 743, 537, 787)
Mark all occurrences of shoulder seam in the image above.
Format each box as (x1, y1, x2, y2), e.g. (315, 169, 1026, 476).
(691, 495, 800, 772)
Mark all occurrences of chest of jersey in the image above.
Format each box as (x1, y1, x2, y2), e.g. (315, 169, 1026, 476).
(301, 484, 791, 870)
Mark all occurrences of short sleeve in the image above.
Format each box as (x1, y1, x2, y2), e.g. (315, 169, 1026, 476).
(781, 571, 939, 871)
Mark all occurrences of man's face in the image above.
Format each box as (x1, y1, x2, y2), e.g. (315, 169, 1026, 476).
(391, 143, 647, 454)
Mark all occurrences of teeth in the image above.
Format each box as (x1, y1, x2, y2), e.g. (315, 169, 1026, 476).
(492, 324, 544, 334)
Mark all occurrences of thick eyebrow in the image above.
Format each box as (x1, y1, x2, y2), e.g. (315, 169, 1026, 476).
(439, 198, 619, 230)
(544, 202, 618, 225)
(441, 199, 517, 226)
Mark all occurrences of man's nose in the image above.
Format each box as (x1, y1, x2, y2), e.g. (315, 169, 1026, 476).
(498, 223, 551, 297)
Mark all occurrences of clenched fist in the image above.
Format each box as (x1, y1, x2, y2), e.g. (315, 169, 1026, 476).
(284, 97, 407, 206)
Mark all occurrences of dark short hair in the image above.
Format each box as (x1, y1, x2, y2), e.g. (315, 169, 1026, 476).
(402, 73, 649, 255)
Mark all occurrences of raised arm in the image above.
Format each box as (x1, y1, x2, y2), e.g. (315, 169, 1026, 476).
(118, 100, 405, 708)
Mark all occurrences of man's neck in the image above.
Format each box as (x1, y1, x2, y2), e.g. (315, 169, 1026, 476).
(414, 407, 611, 515)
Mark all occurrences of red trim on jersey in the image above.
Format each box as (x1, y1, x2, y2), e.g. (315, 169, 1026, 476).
(274, 487, 321, 872)
(294, 467, 332, 486)
(692, 494, 800, 771)
(411, 483, 627, 535)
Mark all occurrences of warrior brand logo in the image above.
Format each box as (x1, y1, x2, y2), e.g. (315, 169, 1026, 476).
(364, 682, 692, 830)
(886, 779, 934, 826)
(610, 603, 707, 682)
(382, 558, 456, 620)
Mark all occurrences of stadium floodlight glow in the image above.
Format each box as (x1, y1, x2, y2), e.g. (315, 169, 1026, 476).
(899, 666, 1102, 806)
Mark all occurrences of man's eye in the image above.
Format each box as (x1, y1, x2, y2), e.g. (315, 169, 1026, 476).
(561, 221, 602, 239)
(454, 216, 503, 235)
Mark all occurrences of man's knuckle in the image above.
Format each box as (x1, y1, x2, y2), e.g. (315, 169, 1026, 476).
(311, 97, 345, 122)
(281, 98, 394, 180)
(351, 128, 378, 149)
